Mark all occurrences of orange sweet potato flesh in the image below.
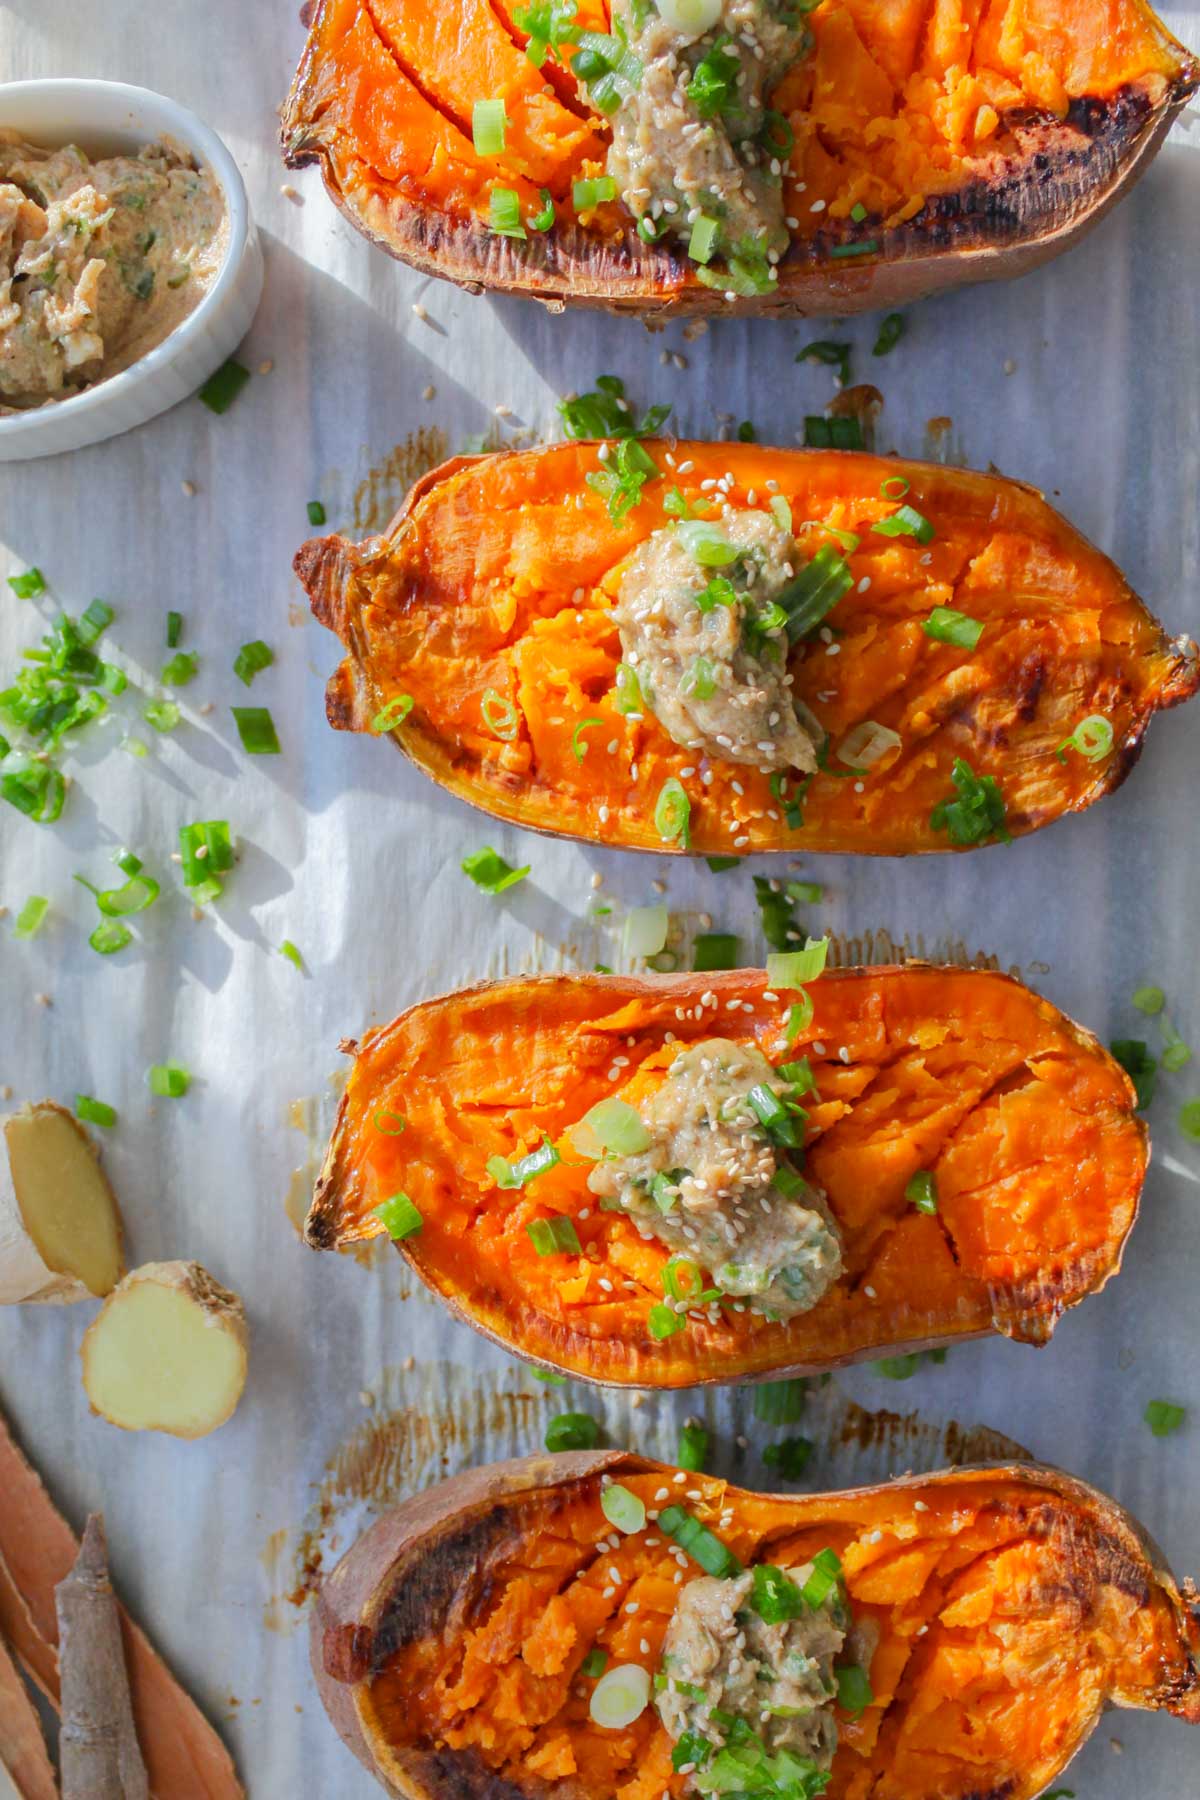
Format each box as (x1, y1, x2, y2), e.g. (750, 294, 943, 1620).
(308, 965, 1146, 1386)
(309, 1453, 1200, 1800)
(281, 0, 1198, 313)
(296, 443, 1198, 858)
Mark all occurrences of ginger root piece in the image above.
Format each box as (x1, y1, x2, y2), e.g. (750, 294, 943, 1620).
(0, 1103, 125, 1305)
(80, 1261, 248, 1439)
(0, 1634, 56, 1800)
(55, 1515, 149, 1800)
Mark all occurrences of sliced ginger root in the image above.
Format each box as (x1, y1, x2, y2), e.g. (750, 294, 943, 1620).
(0, 1103, 125, 1305)
(81, 1261, 248, 1439)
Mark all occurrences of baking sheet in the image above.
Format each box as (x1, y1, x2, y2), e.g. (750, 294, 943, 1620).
(1, 3, 1199, 1794)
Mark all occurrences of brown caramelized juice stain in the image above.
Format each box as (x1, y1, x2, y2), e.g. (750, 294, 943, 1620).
(352, 428, 449, 534)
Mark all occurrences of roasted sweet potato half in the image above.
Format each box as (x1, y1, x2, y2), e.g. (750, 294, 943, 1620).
(296, 443, 1198, 858)
(311, 1452, 1200, 1799)
(308, 965, 1147, 1387)
(282, 0, 1198, 315)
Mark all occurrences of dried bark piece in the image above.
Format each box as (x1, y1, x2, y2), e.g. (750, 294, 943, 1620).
(55, 1514, 149, 1800)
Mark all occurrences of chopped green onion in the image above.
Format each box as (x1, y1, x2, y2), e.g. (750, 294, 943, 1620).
(748, 1564, 805, 1623)
(778, 545, 854, 640)
(648, 1302, 686, 1339)
(601, 1482, 646, 1533)
(143, 699, 180, 733)
(198, 359, 250, 414)
(13, 895, 49, 939)
(836, 1665, 873, 1715)
(657, 1505, 742, 1578)
(532, 1368, 566, 1385)
(873, 504, 935, 544)
(1133, 985, 1165, 1016)
(532, 188, 556, 230)
(492, 1136, 562, 1190)
(545, 1410, 599, 1451)
(874, 1354, 920, 1380)
(671, 1730, 713, 1774)
(79, 601, 114, 646)
(558, 374, 670, 443)
(680, 653, 718, 701)
(688, 214, 720, 265)
(7, 568, 46, 599)
(850, 202, 868, 222)
(75, 849, 159, 918)
(374, 1192, 423, 1239)
(1162, 1023, 1192, 1074)
(1145, 1400, 1186, 1437)
(905, 1171, 938, 1214)
(573, 175, 617, 210)
(571, 1097, 650, 1158)
(654, 777, 691, 848)
(161, 651, 198, 687)
(571, 28, 643, 117)
(693, 932, 739, 972)
(489, 186, 526, 239)
(526, 1214, 582, 1255)
(589, 1662, 650, 1728)
(514, 0, 581, 67)
(830, 239, 878, 259)
(930, 758, 1010, 848)
(737, 419, 756, 442)
(623, 904, 669, 959)
(796, 341, 851, 387)
(924, 606, 983, 650)
(571, 716, 604, 763)
(481, 688, 518, 740)
(581, 1648, 607, 1678)
(369, 693, 413, 734)
(768, 494, 792, 533)
(800, 1546, 842, 1609)
(373, 1109, 407, 1135)
(678, 1422, 709, 1472)
(280, 939, 304, 971)
(233, 641, 274, 687)
(678, 520, 739, 567)
(706, 855, 739, 872)
(804, 415, 864, 451)
(88, 919, 132, 955)
(306, 500, 327, 527)
(663, 1257, 706, 1304)
(747, 1083, 801, 1148)
(147, 1062, 190, 1098)
(767, 940, 829, 989)
(166, 610, 183, 648)
(1111, 1039, 1157, 1111)
(1054, 714, 1113, 764)
(754, 1380, 806, 1425)
(1179, 1099, 1200, 1141)
(785, 994, 815, 1043)
(762, 1436, 813, 1481)
(461, 846, 530, 894)
(880, 476, 910, 499)
(75, 1095, 117, 1129)
(873, 313, 905, 355)
(472, 97, 507, 156)
(613, 663, 645, 715)
(179, 821, 234, 898)
(586, 436, 660, 523)
(232, 705, 280, 755)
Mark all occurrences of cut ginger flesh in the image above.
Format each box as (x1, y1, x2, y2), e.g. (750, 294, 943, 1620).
(4, 1104, 123, 1298)
(365, 1466, 1199, 1800)
(80, 1262, 248, 1439)
(325, 966, 1146, 1385)
(293, 0, 1186, 239)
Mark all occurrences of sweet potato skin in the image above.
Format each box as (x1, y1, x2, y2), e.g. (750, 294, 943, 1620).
(281, 1, 1199, 316)
(308, 965, 1148, 1388)
(296, 443, 1198, 858)
(309, 1454, 1200, 1800)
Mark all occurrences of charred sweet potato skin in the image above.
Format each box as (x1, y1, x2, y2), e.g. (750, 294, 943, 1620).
(310, 1454, 1200, 1800)
(296, 443, 1198, 858)
(308, 965, 1147, 1387)
(281, 0, 1198, 314)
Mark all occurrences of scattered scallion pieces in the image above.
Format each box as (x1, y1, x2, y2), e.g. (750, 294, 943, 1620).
(587, 436, 660, 523)
(532, 189, 556, 231)
(657, 1505, 741, 1578)
(693, 932, 739, 972)
(1179, 1099, 1200, 1141)
(600, 1482, 646, 1534)
(836, 1665, 874, 1715)
(762, 1436, 813, 1481)
(873, 504, 935, 544)
(800, 1547, 842, 1608)
(570, 1097, 650, 1159)
(88, 918, 131, 955)
(796, 340, 851, 388)
(545, 1411, 600, 1452)
(623, 904, 669, 960)
(558, 374, 670, 443)
(648, 1302, 686, 1339)
(803, 414, 863, 451)
(373, 1109, 406, 1135)
(461, 846, 530, 894)
(785, 993, 815, 1043)
(874, 1355, 921, 1380)
(532, 1368, 566, 1385)
(280, 939, 304, 971)
(905, 1170, 938, 1214)
(754, 1380, 806, 1425)
(580, 1648, 607, 1678)
(873, 312, 905, 355)
(572, 175, 617, 211)
(7, 567, 46, 599)
(930, 759, 1009, 848)
(13, 895, 49, 939)
(481, 688, 518, 740)
(688, 214, 719, 264)
(233, 641, 274, 687)
(306, 500, 327, 527)
(147, 1062, 190, 1098)
(1133, 985, 1165, 1016)
(374, 1192, 423, 1240)
(179, 819, 234, 905)
(706, 855, 739, 872)
(161, 651, 199, 687)
(1145, 1400, 1186, 1437)
(767, 939, 829, 989)
(654, 776, 691, 848)
(1111, 1039, 1157, 1111)
(489, 185, 526, 239)
(472, 97, 507, 156)
(75, 1095, 116, 1129)
(749, 1564, 804, 1624)
(371, 693, 414, 733)
(232, 705, 280, 755)
(924, 605, 983, 650)
(678, 1422, 709, 1471)
(144, 699, 180, 733)
(571, 716, 604, 763)
(1054, 713, 1113, 764)
(166, 610, 183, 648)
(198, 359, 250, 414)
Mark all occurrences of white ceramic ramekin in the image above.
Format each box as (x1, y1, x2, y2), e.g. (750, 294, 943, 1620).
(0, 80, 263, 461)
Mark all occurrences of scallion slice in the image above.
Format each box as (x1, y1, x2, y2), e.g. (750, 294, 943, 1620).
(706, 855, 739, 872)
(648, 1301, 686, 1339)
(7, 568, 46, 599)
(924, 605, 983, 649)
(1145, 1399, 1186, 1437)
(688, 214, 720, 265)
(198, 359, 250, 414)
(233, 640, 274, 687)
(572, 175, 617, 211)
(161, 651, 198, 687)
(778, 545, 854, 640)
(678, 1422, 709, 1472)
(545, 1410, 599, 1451)
(613, 663, 645, 715)
(693, 932, 738, 972)
(677, 520, 739, 567)
(532, 189, 556, 231)
(657, 1505, 741, 1578)
(374, 1192, 423, 1239)
(580, 1648, 607, 1678)
(800, 1546, 842, 1609)
(571, 716, 604, 763)
(762, 1435, 814, 1481)
(461, 846, 530, 894)
(749, 1563, 805, 1623)
(785, 993, 814, 1042)
(753, 1380, 806, 1425)
(481, 688, 518, 740)
(767, 939, 828, 988)
(472, 97, 507, 156)
(836, 1665, 874, 1715)
(166, 610, 183, 648)
(88, 918, 132, 955)
(279, 939, 304, 971)
(13, 895, 49, 939)
(623, 904, 668, 959)
(589, 1663, 650, 1729)
(144, 699, 181, 733)
(796, 340, 851, 387)
(373, 1108, 407, 1135)
(306, 500, 327, 526)
(570, 1097, 650, 1159)
(489, 186, 526, 240)
(930, 758, 1009, 848)
(653, 777, 690, 848)
(768, 494, 792, 533)
(179, 820, 234, 897)
(372, 693, 414, 733)
(873, 504, 935, 544)
(526, 1214, 582, 1255)
(75, 1095, 117, 1129)
(232, 705, 280, 754)
(1179, 1099, 1200, 1142)
(1054, 714, 1113, 764)
(873, 312, 905, 356)
(1132, 985, 1165, 1016)
(905, 1170, 938, 1214)
(147, 1062, 190, 1098)
(600, 1482, 646, 1534)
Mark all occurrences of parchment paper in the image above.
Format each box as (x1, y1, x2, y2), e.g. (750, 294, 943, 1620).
(1, 4, 1198, 1794)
